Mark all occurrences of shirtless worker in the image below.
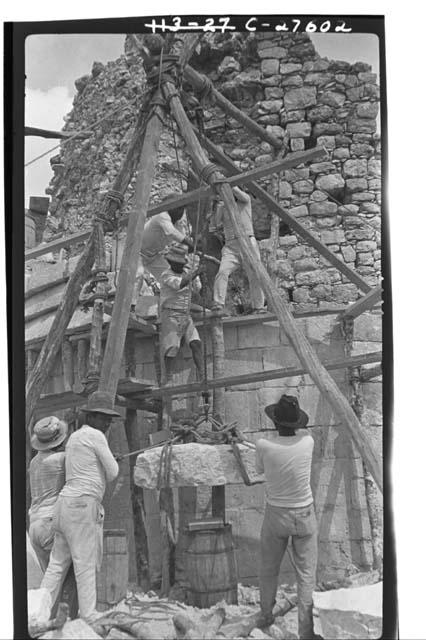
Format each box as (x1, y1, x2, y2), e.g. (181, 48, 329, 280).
(41, 391, 120, 623)
(255, 394, 320, 640)
(212, 186, 266, 314)
(159, 246, 204, 385)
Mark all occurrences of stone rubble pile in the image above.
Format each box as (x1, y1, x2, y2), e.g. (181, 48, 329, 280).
(42, 32, 381, 311)
(37, 573, 382, 639)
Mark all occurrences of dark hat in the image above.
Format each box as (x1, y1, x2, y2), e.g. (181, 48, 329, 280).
(166, 243, 188, 265)
(31, 416, 68, 451)
(81, 391, 121, 417)
(265, 394, 309, 430)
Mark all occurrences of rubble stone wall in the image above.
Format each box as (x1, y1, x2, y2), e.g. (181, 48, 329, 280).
(42, 31, 381, 312)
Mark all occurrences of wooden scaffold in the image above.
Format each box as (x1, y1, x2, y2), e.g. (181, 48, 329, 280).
(25, 33, 383, 594)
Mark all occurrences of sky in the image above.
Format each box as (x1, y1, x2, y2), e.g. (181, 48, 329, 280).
(24, 33, 380, 207)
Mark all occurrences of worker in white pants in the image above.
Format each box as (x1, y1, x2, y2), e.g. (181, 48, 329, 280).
(212, 186, 266, 314)
(41, 391, 120, 623)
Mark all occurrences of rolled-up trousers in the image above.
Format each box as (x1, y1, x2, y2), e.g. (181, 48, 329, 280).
(259, 502, 318, 640)
(41, 495, 104, 622)
(213, 237, 265, 309)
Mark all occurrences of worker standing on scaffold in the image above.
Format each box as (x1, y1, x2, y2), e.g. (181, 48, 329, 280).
(159, 246, 205, 386)
(211, 185, 266, 315)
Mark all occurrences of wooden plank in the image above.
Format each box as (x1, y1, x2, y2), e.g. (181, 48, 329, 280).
(35, 388, 157, 415)
(25, 230, 92, 261)
(148, 351, 382, 398)
(161, 84, 382, 492)
(184, 64, 283, 150)
(340, 285, 382, 320)
(25, 148, 326, 262)
(197, 130, 373, 295)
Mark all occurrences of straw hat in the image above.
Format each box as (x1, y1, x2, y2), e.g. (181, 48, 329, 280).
(31, 416, 68, 451)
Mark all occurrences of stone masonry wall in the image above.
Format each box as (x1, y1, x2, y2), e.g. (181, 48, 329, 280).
(41, 32, 381, 312)
(43, 312, 382, 586)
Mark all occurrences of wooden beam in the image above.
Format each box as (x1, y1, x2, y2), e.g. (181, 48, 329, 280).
(360, 364, 382, 382)
(35, 388, 158, 416)
(25, 230, 92, 261)
(148, 351, 382, 398)
(25, 126, 91, 140)
(183, 64, 283, 150)
(163, 81, 382, 492)
(340, 285, 382, 320)
(25, 147, 326, 263)
(197, 130, 373, 295)
(98, 94, 165, 399)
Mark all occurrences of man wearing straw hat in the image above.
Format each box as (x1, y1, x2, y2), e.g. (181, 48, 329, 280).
(41, 391, 120, 623)
(255, 394, 319, 639)
(29, 416, 68, 572)
(159, 245, 205, 385)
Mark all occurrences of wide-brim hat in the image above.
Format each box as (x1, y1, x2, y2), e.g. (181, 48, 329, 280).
(265, 394, 309, 429)
(31, 416, 68, 451)
(81, 390, 121, 417)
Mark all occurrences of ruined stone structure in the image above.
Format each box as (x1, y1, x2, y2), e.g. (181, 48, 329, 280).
(25, 32, 383, 590)
(42, 31, 381, 312)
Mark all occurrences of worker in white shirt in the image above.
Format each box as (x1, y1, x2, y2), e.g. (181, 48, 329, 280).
(159, 246, 205, 385)
(255, 394, 319, 639)
(212, 186, 266, 314)
(41, 391, 120, 623)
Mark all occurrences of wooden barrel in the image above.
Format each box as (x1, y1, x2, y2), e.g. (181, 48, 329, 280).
(184, 523, 238, 608)
(96, 529, 129, 611)
(25, 213, 36, 249)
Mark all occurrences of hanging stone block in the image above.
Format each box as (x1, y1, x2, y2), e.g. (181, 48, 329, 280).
(134, 443, 264, 489)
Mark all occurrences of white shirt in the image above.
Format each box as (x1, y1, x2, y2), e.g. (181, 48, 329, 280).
(29, 451, 66, 521)
(140, 212, 185, 260)
(215, 194, 255, 243)
(255, 433, 314, 508)
(60, 425, 119, 502)
(159, 266, 201, 311)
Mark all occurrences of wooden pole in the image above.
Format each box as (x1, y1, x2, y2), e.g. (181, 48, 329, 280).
(183, 64, 283, 150)
(211, 317, 226, 520)
(124, 331, 150, 590)
(196, 130, 372, 295)
(86, 222, 108, 387)
(162, 81, 383, 493)
(98, 94, 165, 398)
